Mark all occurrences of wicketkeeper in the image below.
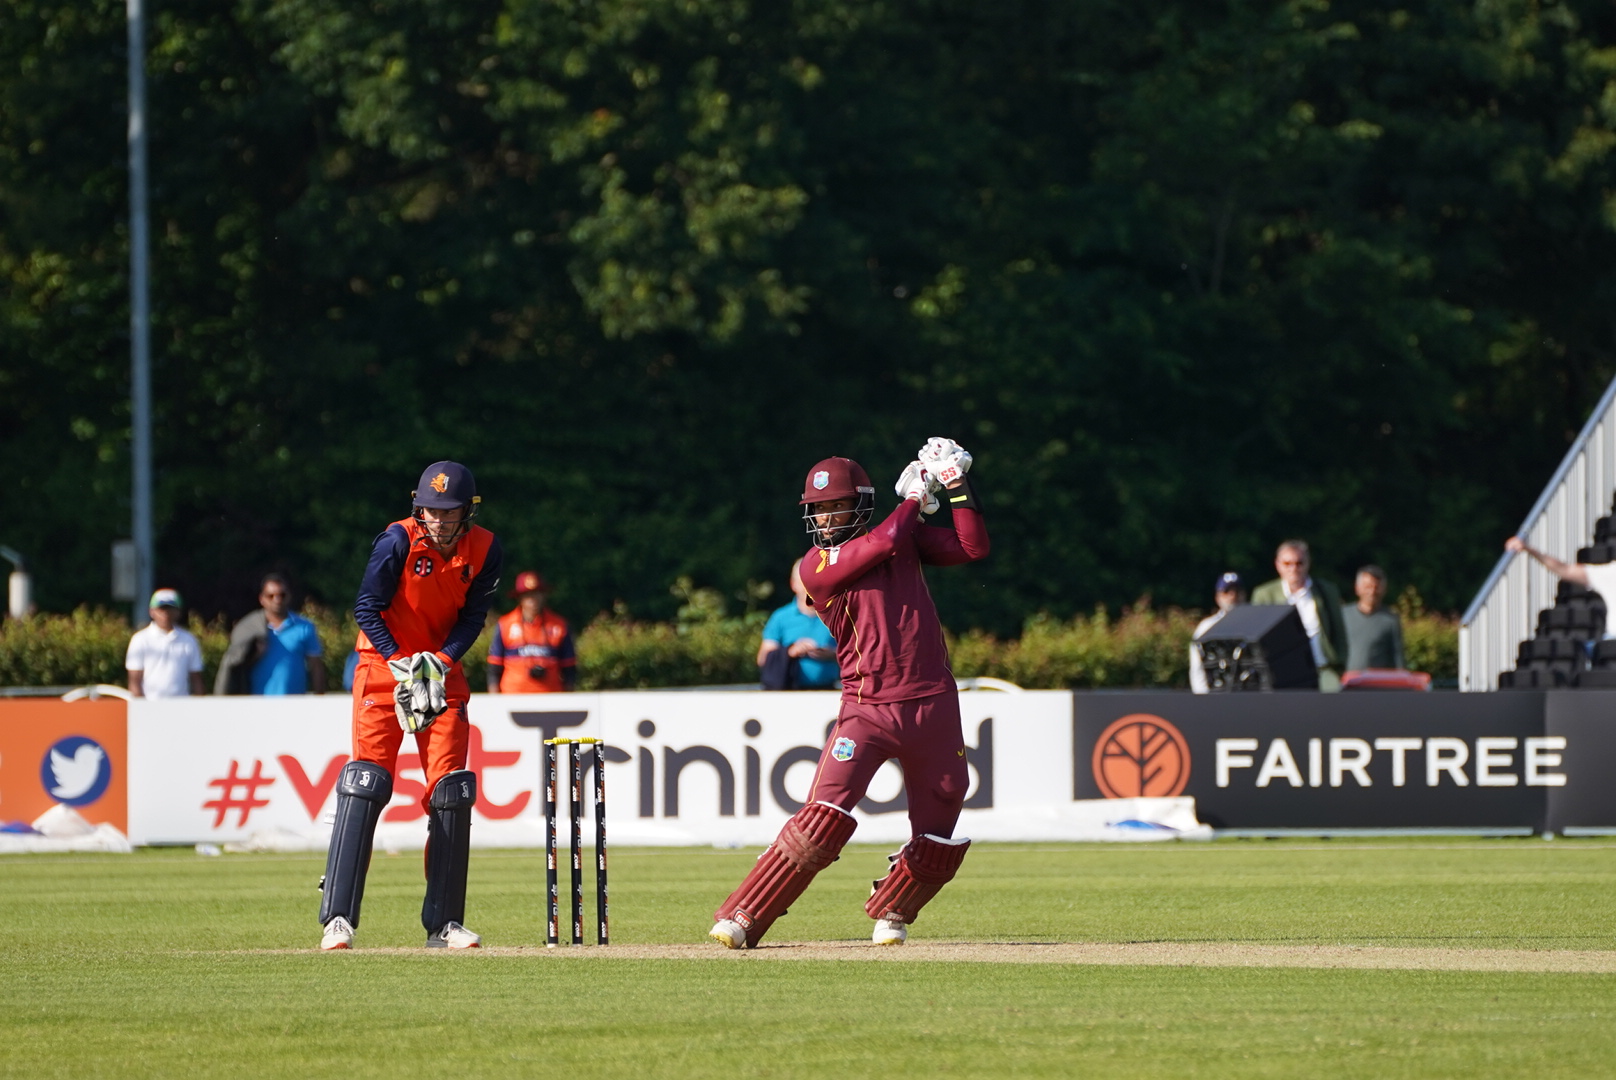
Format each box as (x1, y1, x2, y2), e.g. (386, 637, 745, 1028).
(710, 437, 989, 948)
(318, 460, 503, 951)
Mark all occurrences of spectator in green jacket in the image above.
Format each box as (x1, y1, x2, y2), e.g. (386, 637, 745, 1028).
(1250, 540, 1349, 691)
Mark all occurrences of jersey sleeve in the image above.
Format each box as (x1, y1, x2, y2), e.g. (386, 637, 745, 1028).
(761, 606, 788, 645)
(353, 524, 411, 657)
(487, 616, 509, 667)
(438, 534, 504, 663)
(913, 505, 990, 566)
(801, 500, 923, 601)
(300, 618, 324, 657)
(185, 632, 205, 673)
(914, 477, 990, 566)
(125, 633, 145, 671)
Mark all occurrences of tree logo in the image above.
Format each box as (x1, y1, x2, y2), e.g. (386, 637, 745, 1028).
(1092, 714, 1190, 798)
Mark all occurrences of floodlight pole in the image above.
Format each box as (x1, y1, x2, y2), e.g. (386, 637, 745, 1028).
(128, 0, 153, 626)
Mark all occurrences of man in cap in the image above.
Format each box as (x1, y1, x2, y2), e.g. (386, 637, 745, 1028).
(710, 438, 989, 949)
(316, 461, 503, 951)
(125, 588, 205, 698)
(1190, 573, 1246, 693)
(487, 570, 577, 693)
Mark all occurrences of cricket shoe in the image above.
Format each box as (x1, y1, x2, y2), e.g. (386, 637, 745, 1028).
(872, 917, 907, 946)
(320, 916, 355, 951)
(426, 921, 482, 949)
(709, 918, 749, 950)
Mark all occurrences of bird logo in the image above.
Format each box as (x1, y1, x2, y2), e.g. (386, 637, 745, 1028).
(39, 736, 113, 806)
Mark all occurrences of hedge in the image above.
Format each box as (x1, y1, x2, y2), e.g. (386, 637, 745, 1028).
(0, 595, 1459, 692)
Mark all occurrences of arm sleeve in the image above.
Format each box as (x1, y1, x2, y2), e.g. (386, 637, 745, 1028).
(1393, 616, 1406, 670)
(801, 501, 923, 601)
(487, 618, 508, 667)
(556, 624, 577, 666)
(187, 634, 205, 673)
(125, 634, 144, 671)
(438, 535, 504, 663)
(761, 608, 786, 645)
(353, 524, 410, 658)
(302, 619, 324, 657)
(913, 505, 990, 566)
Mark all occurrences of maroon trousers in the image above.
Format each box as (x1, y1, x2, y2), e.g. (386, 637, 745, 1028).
(808, 689, 970, 837)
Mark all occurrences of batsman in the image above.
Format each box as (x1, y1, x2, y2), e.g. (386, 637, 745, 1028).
(710, 437, 989, 948)
(318, 461, 503, 951)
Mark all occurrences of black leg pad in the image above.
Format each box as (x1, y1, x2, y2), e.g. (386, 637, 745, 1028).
(421, 770, 477, 934)
(318, 761, 394, 927)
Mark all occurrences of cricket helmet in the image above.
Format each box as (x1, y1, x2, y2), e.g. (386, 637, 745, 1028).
(412, 460, 480, 545)
(800, 456, 875, 548)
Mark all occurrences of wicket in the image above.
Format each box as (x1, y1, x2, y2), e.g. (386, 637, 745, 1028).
(543, 738, 608, 946)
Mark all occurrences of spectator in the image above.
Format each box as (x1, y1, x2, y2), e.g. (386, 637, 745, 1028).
(758, 558, 839, 690)
(1190, 572, 1245, 694)
(126, 588, 204, 698)
(488, 570, 577, 692)
(1505, 536, 1616, 637)
(1250, 540, 1349, 691)
(1341, 565, 1405, 670)
(214, 573, 327, 695)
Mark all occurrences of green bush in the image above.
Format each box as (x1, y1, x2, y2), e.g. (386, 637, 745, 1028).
(0, 600, 1462, 692)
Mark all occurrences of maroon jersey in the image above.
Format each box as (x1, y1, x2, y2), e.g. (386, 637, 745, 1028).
(801, 499, 990, 704)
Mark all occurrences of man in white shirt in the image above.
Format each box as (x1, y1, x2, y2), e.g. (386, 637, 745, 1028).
(1190, 572, 1245, 693)
(1504, 535, 1616, 637)
(126, 588, 205, 698)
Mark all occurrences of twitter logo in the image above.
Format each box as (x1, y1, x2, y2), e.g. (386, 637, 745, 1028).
(40, 736, 112, 806)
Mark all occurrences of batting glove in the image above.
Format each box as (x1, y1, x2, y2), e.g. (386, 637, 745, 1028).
(895, 460, 941, 515)
(918, 437, 972, 487)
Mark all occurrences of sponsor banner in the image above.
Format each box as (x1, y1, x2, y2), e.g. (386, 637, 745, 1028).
(1545, 690, 1616, 831)
(126, 691, 1081, 847)
(0, 699, 127, 832)
(1073, 692, 1553, 830)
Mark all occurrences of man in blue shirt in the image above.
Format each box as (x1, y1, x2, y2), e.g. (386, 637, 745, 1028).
(251, 573, 327, 695)
(758, 558, 838, 689)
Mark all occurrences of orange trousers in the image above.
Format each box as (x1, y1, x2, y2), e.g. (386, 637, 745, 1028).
(351, 653, 471, 814)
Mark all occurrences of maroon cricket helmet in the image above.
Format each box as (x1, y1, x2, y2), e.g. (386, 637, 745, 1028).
(799, 457, 875, 505)
(800, 457, 877, 548)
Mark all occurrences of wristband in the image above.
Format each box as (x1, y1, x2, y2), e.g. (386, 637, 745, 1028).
(944, 474, 980, 513)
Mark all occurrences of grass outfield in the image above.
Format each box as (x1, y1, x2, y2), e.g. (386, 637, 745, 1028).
(3, 840, 1615, 1078)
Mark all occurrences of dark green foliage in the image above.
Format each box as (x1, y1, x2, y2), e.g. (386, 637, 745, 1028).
(2, 0, 1613, 631)
(0, 602, 1461, 689)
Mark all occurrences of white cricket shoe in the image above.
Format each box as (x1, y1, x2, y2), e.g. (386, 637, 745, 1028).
(709, 918, 748, 950)
(872, 917, 907, 945)
(426, 921, 482, 949)
(320, 916, 355, 951)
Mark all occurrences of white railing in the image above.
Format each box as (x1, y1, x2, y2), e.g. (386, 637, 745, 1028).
(1460, 374, 1616, 691)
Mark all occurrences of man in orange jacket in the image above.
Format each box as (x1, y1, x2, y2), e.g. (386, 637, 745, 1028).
(317, 460, 503, 952)
(488, 570, 577, 693)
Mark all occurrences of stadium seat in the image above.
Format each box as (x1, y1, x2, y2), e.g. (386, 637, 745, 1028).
(1577, 669, 1616, 688)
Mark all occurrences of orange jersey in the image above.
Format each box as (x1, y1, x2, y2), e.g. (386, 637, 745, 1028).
(488, 607, 576, 693)
(352, 517, 503, 667)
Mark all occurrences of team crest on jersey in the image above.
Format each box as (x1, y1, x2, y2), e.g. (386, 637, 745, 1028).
(412, 555, 435, 577)
(831, 736, 856, 762)
(430, 472, 450, 493)
(812, 470, 830, 490)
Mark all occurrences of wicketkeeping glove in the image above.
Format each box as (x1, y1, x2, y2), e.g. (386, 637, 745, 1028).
(895, 460, 940, 515)
(388, 652, 449, 734)
(918, 437, 972, 487)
